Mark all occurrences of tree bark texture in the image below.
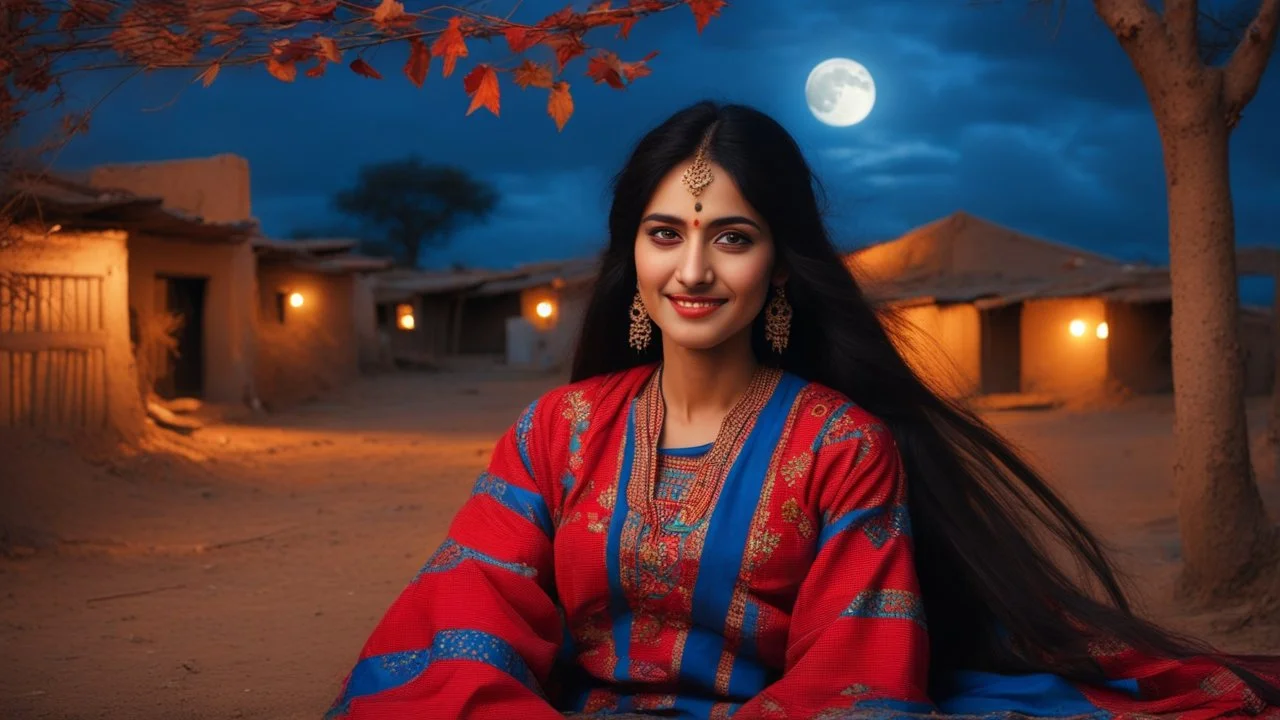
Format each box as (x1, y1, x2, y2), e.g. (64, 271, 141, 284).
(1093, 0, 1280, 601)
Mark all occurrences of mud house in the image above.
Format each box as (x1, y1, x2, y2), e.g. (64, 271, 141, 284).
(1, 155, 393, 435)
(1, 169, 255, 436)
(89, 156, 260, 406)
(373, 257, 598, 370)
(253, 237, 389, 407)
(848, 212, 1274, 401)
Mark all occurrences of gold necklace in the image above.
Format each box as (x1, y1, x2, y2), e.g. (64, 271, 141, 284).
(629, 365, 781, 528)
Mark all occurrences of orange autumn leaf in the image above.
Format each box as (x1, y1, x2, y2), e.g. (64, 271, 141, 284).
(349, 57, 382, 79)
(316, 36, 342, 63)
(404, 37, 429, 87)
(431, 16, 468, 78)
(548, 81, 573, 131)
(689, 0, 726, 33)
(371, 0, 410, 27)
(618, 16, 638, 39)
(266, 57, 296, 82)
(623, 50, 658, 82)
(620, 0, 663, 39)
(504, 26, 543, 54)
(513, 60, 553, 89)
(586, 51, 625, 89)
(587, 50, 657, 89)
(197, 62, 220, 87)
(463, 64, 500, 117)
(271, 37, 319, 64)
(545, 33, 586, 70)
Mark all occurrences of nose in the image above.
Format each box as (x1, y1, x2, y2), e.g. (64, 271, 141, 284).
(674, 238, 714, 288)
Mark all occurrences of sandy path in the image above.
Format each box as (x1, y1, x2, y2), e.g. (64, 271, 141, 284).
(1, 369, 1277, 720)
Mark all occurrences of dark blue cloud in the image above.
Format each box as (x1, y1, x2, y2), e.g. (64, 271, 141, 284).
(33, 0, 1280, 305)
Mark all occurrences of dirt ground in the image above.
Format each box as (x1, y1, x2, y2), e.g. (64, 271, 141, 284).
(2, 368, 1279, 720)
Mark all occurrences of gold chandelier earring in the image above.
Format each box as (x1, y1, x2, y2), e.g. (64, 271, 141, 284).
(765, 285, 792, 353)
(629, 292, 653, 351)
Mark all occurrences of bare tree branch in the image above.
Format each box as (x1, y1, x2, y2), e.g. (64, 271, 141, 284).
(0, 0, 700, 153)
(1166, 0, 1201, 59)
(1223, 0, 1280, 128)
(1092, 0, 1170, 73)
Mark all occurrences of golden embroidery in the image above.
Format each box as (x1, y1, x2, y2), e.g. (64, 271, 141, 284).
(760, 695, 787, 718)
(744, 526, 781, 574)
(780, 453, 810, 488)
(629, 366, 781, 527)
(586, 512, 607, 534)
(562, 390, 591, 473)
(1199, 669, 1240, 697)
(781, 497, 814, 539)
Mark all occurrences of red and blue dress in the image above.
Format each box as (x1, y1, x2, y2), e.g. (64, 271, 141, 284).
(326, 364, 1278, 719)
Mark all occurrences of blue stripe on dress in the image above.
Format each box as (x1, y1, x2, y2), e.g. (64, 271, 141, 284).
(471, 471, 555, 538)
(605, 397, 640, 682)
(675, 373, 805, 697)
(817, 504, 912, 552)
(326, 629, 540, 717)
(817, 506, 882, 550)
(933, 670, 1127, 718)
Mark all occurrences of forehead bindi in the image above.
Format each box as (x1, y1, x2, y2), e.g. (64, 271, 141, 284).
(649, 162, 757, 228)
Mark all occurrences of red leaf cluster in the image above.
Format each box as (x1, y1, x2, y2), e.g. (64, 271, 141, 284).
(5, 0, 728, 138)
(586, 50, 658, 89)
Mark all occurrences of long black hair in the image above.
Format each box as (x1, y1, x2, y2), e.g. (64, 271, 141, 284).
(571, 101, 1279, 697)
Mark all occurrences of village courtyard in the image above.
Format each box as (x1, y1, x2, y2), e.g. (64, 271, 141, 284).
(1, 366, 1279, 720)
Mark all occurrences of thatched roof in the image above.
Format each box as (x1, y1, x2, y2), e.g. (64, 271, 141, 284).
(3, 171, 255, 243)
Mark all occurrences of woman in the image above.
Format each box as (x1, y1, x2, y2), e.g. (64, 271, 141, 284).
(326, 102, 1279, 719)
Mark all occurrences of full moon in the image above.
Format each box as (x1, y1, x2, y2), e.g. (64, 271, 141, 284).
(805, 58, 876, 127)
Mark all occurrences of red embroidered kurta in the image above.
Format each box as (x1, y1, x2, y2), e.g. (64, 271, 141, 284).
(326, 365, 1279, 720)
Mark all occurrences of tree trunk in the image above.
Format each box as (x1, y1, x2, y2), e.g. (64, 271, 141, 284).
(1158, 93, 1277, 601)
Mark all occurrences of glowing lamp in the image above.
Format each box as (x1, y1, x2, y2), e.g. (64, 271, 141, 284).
(1068, 319, 1086, 337)
(535, 300, 555, 319)
(395, 303, 415, 331)
(1096, 322, 1109, 340)
(289, 292, 305, 308)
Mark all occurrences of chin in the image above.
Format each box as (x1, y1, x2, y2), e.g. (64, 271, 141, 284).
(657, 322, 746, 353)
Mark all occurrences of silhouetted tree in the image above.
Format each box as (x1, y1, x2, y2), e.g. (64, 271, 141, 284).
(332, 157, 497, 267)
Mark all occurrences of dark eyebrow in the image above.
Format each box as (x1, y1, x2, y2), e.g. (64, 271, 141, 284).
(640, 213, 762, 231)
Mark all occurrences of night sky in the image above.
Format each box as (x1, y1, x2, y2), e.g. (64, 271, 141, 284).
(37, 0, 1280, 300)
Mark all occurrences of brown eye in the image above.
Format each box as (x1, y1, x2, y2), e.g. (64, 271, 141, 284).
(648, 227, 681, 243)
(714, 231, 752, 247)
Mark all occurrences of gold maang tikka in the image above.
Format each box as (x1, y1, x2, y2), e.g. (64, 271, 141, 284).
(681, 125, 717, 211)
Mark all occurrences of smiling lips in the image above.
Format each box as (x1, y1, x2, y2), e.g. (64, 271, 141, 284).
(667, 294, 728, 319)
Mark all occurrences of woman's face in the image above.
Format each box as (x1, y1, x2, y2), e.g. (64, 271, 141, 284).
(634, 159, 780, 353)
